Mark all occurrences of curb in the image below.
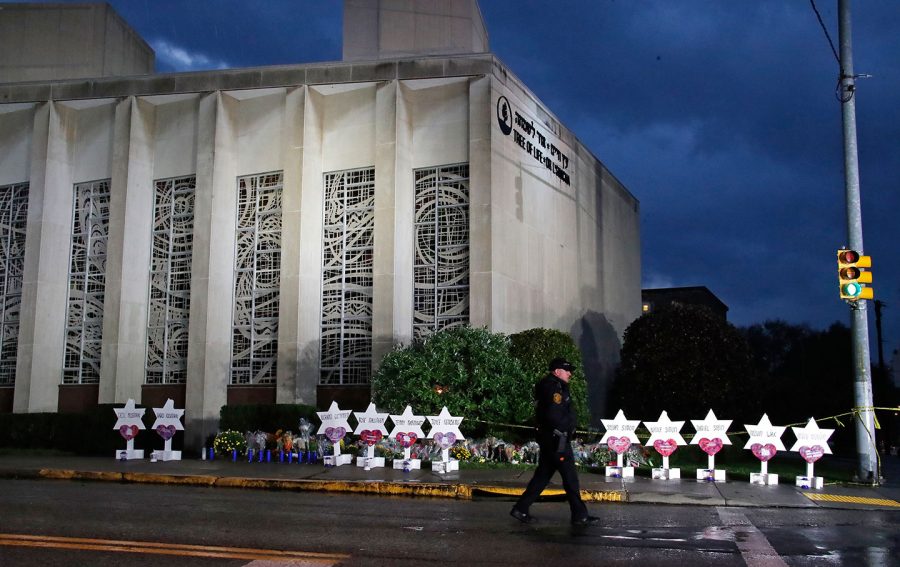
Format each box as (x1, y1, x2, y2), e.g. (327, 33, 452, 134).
(4, 468, 625, 502)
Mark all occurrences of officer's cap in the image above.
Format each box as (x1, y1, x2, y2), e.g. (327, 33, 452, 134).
(548, 357, 575, 372)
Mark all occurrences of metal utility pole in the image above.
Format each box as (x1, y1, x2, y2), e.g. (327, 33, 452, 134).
(838, 0, 878, 483)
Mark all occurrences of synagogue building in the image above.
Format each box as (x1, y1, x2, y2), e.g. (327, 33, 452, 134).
(0, 1, 641, 447)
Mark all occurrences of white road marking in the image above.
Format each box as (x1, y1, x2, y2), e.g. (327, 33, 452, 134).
(717, 507, 789, 567)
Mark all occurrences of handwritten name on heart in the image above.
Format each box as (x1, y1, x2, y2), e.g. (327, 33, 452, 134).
(799, 445, 825, 464)
(359, 430, 383, 446)
(751, 443, 777, 462)
(653, 439, 678, 457)
(434, 432, 457, 450)
(325, 426, 346, 443)
(607, 436, 631, 455)
(698, 437, 723, 456)
(119, 424, 139, 441)
(395, 432, 418, 448)
(156, 424, 177, 441)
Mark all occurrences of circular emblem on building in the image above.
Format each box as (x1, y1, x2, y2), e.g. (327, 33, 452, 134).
(496, 96, 513, 136)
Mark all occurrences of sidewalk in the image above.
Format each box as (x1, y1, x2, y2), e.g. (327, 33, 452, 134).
(1, 453, 899, 511)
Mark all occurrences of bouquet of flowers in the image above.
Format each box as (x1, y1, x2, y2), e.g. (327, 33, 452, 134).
(213, 430, 245, 456)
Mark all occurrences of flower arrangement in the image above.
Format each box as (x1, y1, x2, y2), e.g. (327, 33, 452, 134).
(450, 445, 472, 461)
(275, 429, 294, 452)
(214, 430, 245, 456)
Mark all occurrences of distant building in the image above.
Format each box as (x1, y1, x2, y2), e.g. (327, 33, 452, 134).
(641, 287, 728, 320)
(0, 2, 154, 82)
(0, 0, 641, 446)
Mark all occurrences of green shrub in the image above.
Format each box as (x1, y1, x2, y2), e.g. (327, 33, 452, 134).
(509, 328, 589, 427)
(372, 326, 532, 437)
(219, 404, 318, 434)
(0, 404, 161, 456)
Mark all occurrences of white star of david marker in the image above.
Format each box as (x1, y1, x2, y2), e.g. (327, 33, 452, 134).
(388, 405, 426, 439)
(352, 402, 389, 435)
(643, 411, 687, 446)
(151, 399, 185, 431)
(599, 409, 641, 444)
(316, 401, 353, 436)
(426, 407, 465, 440)
(113, 399, 146, 430)
(742, 413, 786, 450)
(789, 418, 835, 454)
(690, 409, 732, 445)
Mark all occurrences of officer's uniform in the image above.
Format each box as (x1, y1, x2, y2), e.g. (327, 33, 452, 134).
(512, 364, 589, 522)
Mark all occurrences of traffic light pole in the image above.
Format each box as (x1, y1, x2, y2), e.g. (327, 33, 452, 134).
(838, 0, 878, 483)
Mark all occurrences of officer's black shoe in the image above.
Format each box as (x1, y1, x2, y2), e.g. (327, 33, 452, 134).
(510, 508, 535, 524)
(571, 515, 600, 526)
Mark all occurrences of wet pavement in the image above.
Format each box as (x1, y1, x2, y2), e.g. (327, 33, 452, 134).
(1, 452, 899, 512)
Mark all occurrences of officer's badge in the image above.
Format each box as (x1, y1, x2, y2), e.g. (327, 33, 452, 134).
(553, 393, 562, 404)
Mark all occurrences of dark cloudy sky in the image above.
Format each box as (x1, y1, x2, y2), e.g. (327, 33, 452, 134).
(26, 1, 900, 358)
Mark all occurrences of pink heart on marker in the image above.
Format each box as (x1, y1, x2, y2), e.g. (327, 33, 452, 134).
(119, 424, 139, 441)
(359, 430, 383, 446)
(698, 437, 723, 456)
(799, 445, 825, 464)
(607, 436, 631, 455)
(395, 432, 417, 448)
(434, 432, 457, 450)
(156, 424, 177, 441)
(653, 439, 678, 457)
(751, 443, 777, 462)
(325, 427, 346, 443)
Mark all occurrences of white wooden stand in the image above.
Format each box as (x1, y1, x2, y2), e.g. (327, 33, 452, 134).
(324, 454, 353, 466)
(750, 461, 778, 485)
(750, 472, 779, 485)
(158, 439, 181, 461)
(696, 454, 725, 481)
(795, 475, 824, 489)
(652, 467, 680, 479)
(392, 448, 420, 470)
(696, 468, 726, 481)
(795, 462, 823, 489)
(605, 454, 633, 478)
(652, 455, 680, 479)
(356, 446, 385, 469)
(432, 448, 459, 473)
(115, 439, 143, 460)
(323, 442, 352, 467)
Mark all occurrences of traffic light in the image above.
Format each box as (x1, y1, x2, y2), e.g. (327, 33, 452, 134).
(837, 249, 873, 301)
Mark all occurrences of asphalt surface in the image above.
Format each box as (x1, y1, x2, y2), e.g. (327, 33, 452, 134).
(1, 452, 899, 512)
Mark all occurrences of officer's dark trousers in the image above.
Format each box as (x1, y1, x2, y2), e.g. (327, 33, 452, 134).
(513, 434, 588, 520)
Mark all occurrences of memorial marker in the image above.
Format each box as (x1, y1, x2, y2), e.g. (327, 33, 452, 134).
(743, 414, 786, 485)
(643, 411, 686, 480)
(690, 410, 732, 481)
(113, 399, 146, 460)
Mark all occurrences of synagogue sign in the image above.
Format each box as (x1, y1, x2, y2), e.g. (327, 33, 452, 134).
(497, 95, 571, 185)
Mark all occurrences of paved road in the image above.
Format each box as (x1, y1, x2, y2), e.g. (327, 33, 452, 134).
(1, 479, 897, 566)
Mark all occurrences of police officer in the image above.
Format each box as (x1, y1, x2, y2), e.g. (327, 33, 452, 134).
(510, 357, 599, 525)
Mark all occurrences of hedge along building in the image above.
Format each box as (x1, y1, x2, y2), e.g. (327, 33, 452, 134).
(0, 0, 641, 448)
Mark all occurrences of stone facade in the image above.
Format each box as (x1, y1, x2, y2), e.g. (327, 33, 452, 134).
(0, 5, 640, 447)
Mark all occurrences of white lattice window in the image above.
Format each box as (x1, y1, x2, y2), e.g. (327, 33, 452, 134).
(231, 172, 283, 385)
(0, 182, 29, 386)
(145, 175, 195, 385)
(413, 164, 470, 341)
(320, 167, 375, 385)
(63, 179, 110, 384)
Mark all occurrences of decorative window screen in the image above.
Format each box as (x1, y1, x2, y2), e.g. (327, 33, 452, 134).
(413, 164, 470, 340)
(145, 175, 195, 385)
(320, 167, 375, 385)
(231, 172, 283, 385)
(63, 179, 110, 384)
(0, 182, 29, 385)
